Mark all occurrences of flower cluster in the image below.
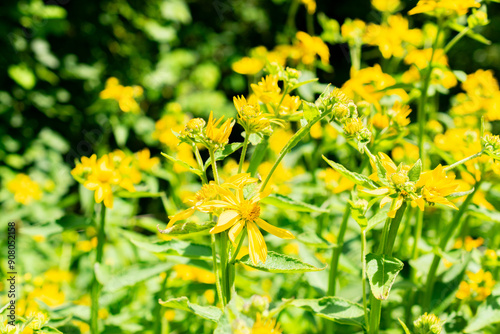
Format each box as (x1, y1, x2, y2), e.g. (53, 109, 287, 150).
(99, 77, 143, 113)
(7, 174, 43, 205)
(456, 269, 496, 301)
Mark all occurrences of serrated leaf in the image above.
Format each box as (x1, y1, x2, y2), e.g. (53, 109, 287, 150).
(100, 262, 173, 293)
(290, 296, 366, 328)
(302, 100, 320, 122)
(115, 191, 163, 198)
(157, 220, 216, 237)
(161, 152, 202, 176)
(204, 142, 243, 170)
(407, 159, 422, 182)
(447, 187, 475, 199)
(261, 194, 327, 213)
(365, 253, 404, 300)
(130, 238, 212, 259)
(290, 78, 318, 91)
(296, 231, 333, 249)
(323, 156, 378, 190)
(159, 297, 222, 322)
(237, 251, 326, 273)
(464, 293, 500, 332)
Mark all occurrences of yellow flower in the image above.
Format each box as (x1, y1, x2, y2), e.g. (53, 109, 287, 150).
(454, 236, 484, 251)
(413, 313, 443, 333)
(7, 174, 43, 205)
(206, 111, 235, 147)
(341, 19, 366, 42)
(363, 153, 424, 217)
(295, 31, 330, 65)
(371, 113, 390, 129)
(251, 75, 281, 104)
(207, 175, 294, 265)
(252, 313, 282, 334)
(173, 264, 216, 284)
(99, 77, 143, 113)
(278, 95, 302, 116)
(83, 155, 119, 208)
(318, 169, 355, 194)
(372, 0, 400, 12)
(364, 14, 423, 59)
(301, 0, 316, 14)
(344, 118, 364, 136)
(165, 183, 219, 228)
(136, 148, 160, 171)
(456, 281, 472, 299)
(416, 165, 461, 210)
(152, 114, 185, 150)
(458, 269, 496, 301)
(232, 57, 265, 75)
(233, 95, 283, 134)
(409, 0, 480, 16)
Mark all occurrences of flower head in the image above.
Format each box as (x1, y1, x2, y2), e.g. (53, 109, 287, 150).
(7, 174, 43, 205)
(413, 313, 443, 334)
(416, 165, 461, 210)
(206, 111, 235, 148)
(234, 95, 283, 134)
(232, 57, 265, 75)
(206, 174, 294, 265)
(99, 77, 143, 113)
(251, 75, 281, 104)
(409, 0, 480, 16)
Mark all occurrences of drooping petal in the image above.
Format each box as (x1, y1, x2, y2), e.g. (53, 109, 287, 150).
(247, 222, 267, 265)
(210, 210, 240, 234)
(255, 218, 294, 239)
(387, 196, 404, 218)
(167, 207, 196, 228)
(380, 195, 393, 208)
(228, 220, 245, 244)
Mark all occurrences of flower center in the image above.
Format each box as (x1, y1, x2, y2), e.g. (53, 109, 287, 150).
(239, 200, 261, 222)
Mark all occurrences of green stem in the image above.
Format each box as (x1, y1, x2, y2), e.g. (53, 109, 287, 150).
(361, 229, 370, 331)
(209, 148, 220, 185)
(422, 182, 481, 310)
(444, 150, 484, 172)
(219, 232, 230, 304)
(285, 0, 300, 39)
(238, 134, 250, 174)
(327, 206, 350, 296)
(194, 146, 208, 184)
(443, 27, 470, 54)
(369, 200, 407, 334)
(211, 234, 225, 308)
(154, 271, 170, 334)
(91, 204, 106, 334)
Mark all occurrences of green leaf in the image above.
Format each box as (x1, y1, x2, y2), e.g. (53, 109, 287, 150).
(290, 78, 318, 91)
(100, 262, 173, 293)
(447, 187, 475, 199)
(374, 156, 388, 185)
(204, 142, 243, 170)
(464, 293, 500, 332)
(323, 155, 378, 190)
(55, 215, 94, 230)
(349, 201, 368, 228)
(130, 238, 212, 259)
(407, 159, 422, 182)
(261, 194, 327, 213)
(290, 296, 366, 328)
(302, 101, 320, 122)
(159, 297, 222, 322)
(8, 64, 36, 90)
(236, 251, 326, 273)
(157, 220, 216, 237)
(115, 191, 163, 198)
(296, 231, 333, 249)
(365, 253, 404, 300)
(161, 152, 202, 176)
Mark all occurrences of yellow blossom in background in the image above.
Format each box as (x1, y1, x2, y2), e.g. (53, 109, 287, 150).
(173, 264, 216, 284)
(294, 31, 330, 65)
(392, 142, 419, 163)
(301, 0, 316, 14)
(372, 0, 400, 12)
(389, 101, 412, 127)
(409, 0, 480, 16)
(136, 148, 160, 171)
(252, 313, 283, 334)
(371, 113, 390, 129)
(278, 94, 302, 116)
(318, 168, 355, 194)
(232, 57, 265, 75)
(344, 118, 364, 136)
(269, 128, 294, 154)
(341, 19, 366, 42)
(364, 14, 422, 59)
(456, 269, 496, 301)
(152, 114, 186, 150)
(258, 161, 297, 195)
(454, 236, 484, 251)
(7, 174, 43, 205)
(206, 174, 294, 265)
(99, 77, 143, 113)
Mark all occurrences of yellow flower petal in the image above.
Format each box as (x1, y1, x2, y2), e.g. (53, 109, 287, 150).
(255, 218, 294, 239)
(210, 210, 240, 234)
(247, 222, 267, 265)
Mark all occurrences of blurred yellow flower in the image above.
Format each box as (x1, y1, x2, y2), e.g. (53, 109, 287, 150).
(232, 57, 265, 75)
(99, 77, 143, 113)
(251, 75, 281, 104)
(372, 0, 400, 12)
(456, 269, 496, 301)
(136, 148, 160, 171)
(409, 0, 480, 16)
(7, 174, 42, 205)
(173, 264, 216, 284)
(318, 168, 355, 194)
(252, 313, 282, 334)
(454, 236, 484, 251)
(295, 31, 330, 65)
